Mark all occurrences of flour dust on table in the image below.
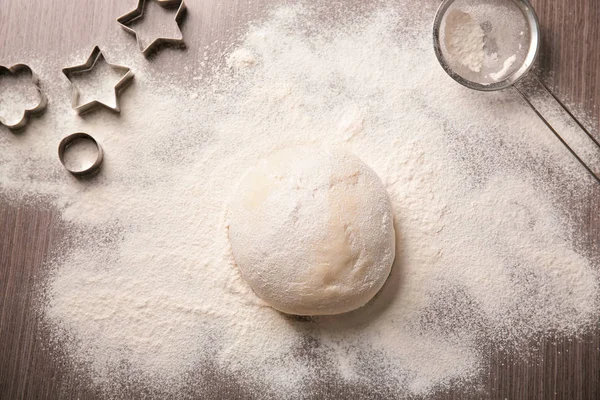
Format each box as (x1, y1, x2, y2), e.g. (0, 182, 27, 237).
(0, 1, 598, 398)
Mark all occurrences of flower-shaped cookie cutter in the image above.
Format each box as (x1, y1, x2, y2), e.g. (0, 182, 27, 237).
(0, 64, 47, 130)
(117, 0, 187, 57)
(62, 46, 134, 115)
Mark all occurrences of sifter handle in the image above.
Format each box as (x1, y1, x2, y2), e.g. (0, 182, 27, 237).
(513, 74, 600, 185)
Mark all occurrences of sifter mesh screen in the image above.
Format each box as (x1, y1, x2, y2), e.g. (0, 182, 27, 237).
(438, 0, 531, 86)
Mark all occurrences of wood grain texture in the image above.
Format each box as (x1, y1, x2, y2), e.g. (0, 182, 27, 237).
(1, 0, 599, 399)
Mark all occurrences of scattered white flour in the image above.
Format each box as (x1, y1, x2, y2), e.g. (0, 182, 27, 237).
(227, 48, 257, 70)
(0, 1, 598, 398)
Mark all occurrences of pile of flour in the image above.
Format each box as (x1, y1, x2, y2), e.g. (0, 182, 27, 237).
(0, 1, 598, 398)
(443, 10, 486, 73)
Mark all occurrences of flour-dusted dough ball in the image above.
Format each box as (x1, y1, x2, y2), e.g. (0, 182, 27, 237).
(227, 146, 395, 316)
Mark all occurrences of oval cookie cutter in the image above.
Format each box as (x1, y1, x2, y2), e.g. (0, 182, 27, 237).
(58, 132, 104, 176)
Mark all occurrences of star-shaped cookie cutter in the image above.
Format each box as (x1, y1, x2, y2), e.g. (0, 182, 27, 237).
(0, 64, 47, 130)
(117, 0, 187, 57)
(62, 46, 134, 115)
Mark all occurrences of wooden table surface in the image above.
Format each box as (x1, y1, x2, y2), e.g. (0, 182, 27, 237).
(1, 0, 599, 399)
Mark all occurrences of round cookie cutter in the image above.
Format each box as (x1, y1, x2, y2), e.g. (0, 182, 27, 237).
(58, 132, 104, 176)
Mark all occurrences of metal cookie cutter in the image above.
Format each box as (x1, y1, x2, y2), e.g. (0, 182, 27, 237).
(0, 64, 47, 130)
(62, 46, 134, 115)
(117, 0, 187, 57)
(58, 132, 104, 176)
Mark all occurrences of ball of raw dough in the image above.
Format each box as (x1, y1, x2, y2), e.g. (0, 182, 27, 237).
(227, 146, 395, 316)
